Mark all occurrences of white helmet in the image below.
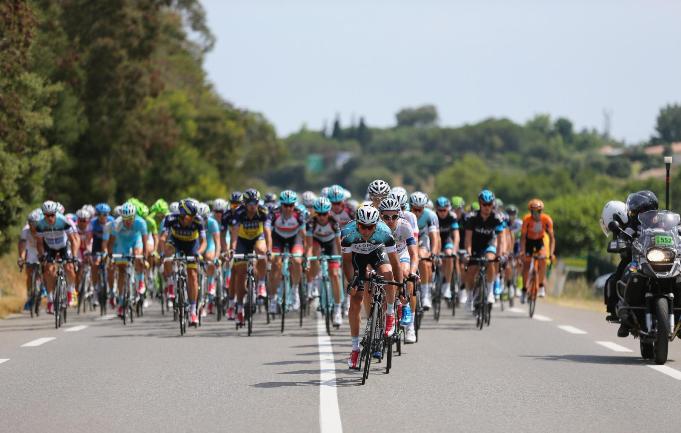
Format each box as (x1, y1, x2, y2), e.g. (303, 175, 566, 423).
(426, 199, 434, 209)
(28, 208, 43, 224)
(41, 200, 59, 215)
(112, 205, 122, 217)
(378, 198, 401, 212)
(367, 179, 391, 199)
(302, 191, 317, 207)
(197, 202, 210, 219)
(409, 192, 429, 208)
(391, 186, 407, 196)
(119, 202, 136, 219)
(389, 190, 408, 209)
(343, 188, 352, 200)
(320, 187, 330, 198)
(600, 200, 628, 236)
(212, 198, 228, 212)
(356, 205, 380, 225)
(76, 208, 91, 220)
(83, 204, 96, 217)
(169, 201, 180, 215)
(56, 202, 65, 214)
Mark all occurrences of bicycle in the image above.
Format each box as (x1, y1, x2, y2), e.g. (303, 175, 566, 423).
(49, 256, 76, 329)
(271, 250, 303, 334)
(232, 253, 267, 336)
(163, 253, 200, 335)
(92, 252, 109, 316)
(525, 253, 546, 318)
(306, 254, 342, 336)
(466, 256, 499, 330)
(452, 250, 468, 317)
(111, 254, 144, 325)
(430, 253, 458, 322)
(77, 254, 94, 315)
(352, 272, 403, 384)
(20, 261, 43, 318)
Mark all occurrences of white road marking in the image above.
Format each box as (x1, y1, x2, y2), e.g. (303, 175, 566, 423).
(0, 359, 9, 365)
(648, 365, 681, 380)
(64, 325, 88, 332)
(96, 314, 116, 321)
(557, 325, 587, 335)
(317, 317, 343, 433)
(21, 337, 56, 347)
(508, 307, 524, 314)
(532, 314, 553, 322)
(595, 341, 633, 353)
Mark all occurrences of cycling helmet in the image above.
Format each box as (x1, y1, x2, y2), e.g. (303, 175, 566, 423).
(302, 191, 317, 207)
(95, 203, 111, 215)
(626, 190, 658, 219)
(391, 186, 407, 196)
(212, 198, 228, 213)
(600, 200, 628, 236)
(471, 202, 480, 211)
(56, 202, 65, 214)
(478, 189, 495, 204)
(343, 188, 352, 200)
(367, 179, 391, 199)
(327, 185, 346, 203)
(120, 202, 136, 219)
(264, 192, 277, 204)
(230, 191, 243, 204)
(28, 208, 43, 224)
(435, 196, 450, 209)
(197, 202, 210, 219)
(528, 198, 544, 211)
(356, 205, 380, 225)
(76, 208, 91, 220)
(83, 204, 95, 217)
(409, 192, 429, 208)
(178, 199, 197, 216)
(506, 204, 518, 215)
(379, 198, 401, 212)
(320, 187, 330, 198)
(149, 199, 169, 216)
(389, 190, 408, 209)
(112, 205, 122, 217)
(136, 202, 149, 218)
(42, 200, 59, 215)
(279, 190, 298, 205)
(314, 197, 332, 214)
(495, 198, 504, 209)
(243, 189, 260, 204)
(169, 201, 180, 215)
(451, 196, 465, 209)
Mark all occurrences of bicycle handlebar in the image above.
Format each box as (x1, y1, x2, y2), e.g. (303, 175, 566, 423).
(305, 255, 342, 261)
(231, 253, 268, 260)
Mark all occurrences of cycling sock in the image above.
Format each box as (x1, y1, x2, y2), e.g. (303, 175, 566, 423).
(334, 303, 341, 310)
(207, 275, 214, 286)
(352, 336, 360, 351)
(387, 303, 394, 315)
(258, 278, 266, 286)
(135, 272, 144, 283)
(68, 283, 75, 293)
(189, 302, 196, 313)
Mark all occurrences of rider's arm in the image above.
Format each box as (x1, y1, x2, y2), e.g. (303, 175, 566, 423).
(264, 227, 272, 254)
(452, 226, 460, 253)
(465, 230, 473, 256)
(342, 252, 354, 282)
(68, 231, 80, 257)
(106, 235, 115, 256)
(18, 236, 26, 262)
(212, 231, 221, 258)
(230, 225, 238, 252)
(407, 243, 419, 275)
(519, 219, 527, 256)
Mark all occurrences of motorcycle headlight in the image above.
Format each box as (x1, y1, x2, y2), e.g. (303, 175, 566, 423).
(646, 248, 675, 263)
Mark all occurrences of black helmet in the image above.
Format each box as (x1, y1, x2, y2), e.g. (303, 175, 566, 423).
(243, 188, 261, 204)
(264, 192, 277, 204)
(230, 191, 243, 204)
(626, 190, 658, 218)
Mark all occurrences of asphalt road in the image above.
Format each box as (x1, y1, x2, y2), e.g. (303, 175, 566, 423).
(2, 298, 681, 433)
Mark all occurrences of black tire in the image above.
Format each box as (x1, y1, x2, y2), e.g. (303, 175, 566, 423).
(385, 337, 392, 374)
(178, 278, 186, 335)
(361, 302, 377, 385)
(485, 302, 492, 326)
(54, 282, 62, 329)
(414, 297, 422, 343)
(640, 340, 654, 360)
(322, 279, 331, 335)
(29, 271, 37, 319)
(433, 268, 441, 322)
(247, 276, 254, 336)
(654, 297, 670, 365)
(396, 328, 402, 356)
(280, 279, 287, 334)
(509, 285, 515, 308)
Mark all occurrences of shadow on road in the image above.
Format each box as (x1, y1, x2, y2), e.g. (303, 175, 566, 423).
(522, 353, 647, 365)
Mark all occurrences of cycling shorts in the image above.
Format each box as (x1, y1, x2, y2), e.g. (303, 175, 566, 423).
(471, 245, 496, 259)
(44, 242, 72, 262)
(525, 238, 545, 256)
(272, 232, 303, 254)
(313, 239, 340, 270)
(350, 248, 389, 289)
(234, 237, 264, 256)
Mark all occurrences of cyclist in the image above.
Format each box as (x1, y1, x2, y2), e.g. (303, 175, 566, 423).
(74, 208, 93, 305)
(219, 191, 245, 320)
(503, 204, 522, 299)
(301, 191, 317, 215)
(227, 189, 272, 326)
(462, 190, 506, 308)
(35, 200, 79, 315)
(435, 196, 460, 301)
(18, 209, 43, 312)
(343, 205, 402, 368)
(327, 184, 354, 228)
(269, 190, 305, 313)
(197, 202, 221, 315)
(451, 196, 468, 302)
(88, 203, 115, 307)
(305, 196, 343, 326)
(519, 199, 555, 300)
(378, 198, 419, 343)
(158, 199, 206, 325)
(389, 189, 418, 238)
(264, 192, 278, 214)
(367, 179, 391, 208)
(210, 198, 230, 315)
(410, 191, 440, 310)
(104, 202, 149, 318)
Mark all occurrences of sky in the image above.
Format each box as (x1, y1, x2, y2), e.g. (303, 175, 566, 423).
(202, 0, 681, 143)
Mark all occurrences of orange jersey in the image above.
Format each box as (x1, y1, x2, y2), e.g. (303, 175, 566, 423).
(521, 213, 553, 241)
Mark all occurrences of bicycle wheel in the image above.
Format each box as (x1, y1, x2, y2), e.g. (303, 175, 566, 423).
(322, 278, 331, 335)
(247, 275, 254, 336)
(29, 270, 37, 318)
(385, 335, 392, 374)
(414, 292, 422, 343)
(178, 278, 186, 335)
(477, 279, 485, 330)
(299, 281, 305, 328)
(280, 277, 288, 334)
(54, 278, 62, 329)
(528, 274, 537, 318)
(361, 302, 377, 385)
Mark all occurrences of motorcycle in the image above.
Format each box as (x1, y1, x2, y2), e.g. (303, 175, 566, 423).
(609, 210, 681, 364)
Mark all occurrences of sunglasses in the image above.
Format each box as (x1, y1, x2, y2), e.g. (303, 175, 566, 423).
(480, 202, 493, 207)
(78, 218, 89, 223)
(331, 201, 343, 206)
(381, 214, 399, 221)
(412, 207, 423, 213)
(317, 212, 328, 216)
(282, 203, 295, 208)
(436, 208, 449, 212)
(45, 213, 56, 218)
(358, 223, 376, 231)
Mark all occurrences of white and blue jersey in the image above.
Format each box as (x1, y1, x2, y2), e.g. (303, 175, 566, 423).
(341, 221, 396, 255)
(89, 215, 114, 252)
(35, 214, 76, 250)
(205, 216, 221, 253)
(104, 216, 147, 255)
(417, 208, 439, 250)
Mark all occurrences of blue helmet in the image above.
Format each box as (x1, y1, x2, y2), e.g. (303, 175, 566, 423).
(95, 203, 111, 215)
(314, 197, 332, 213)
(327, 185, 345, 203)
(478, 189, 495, 204)
(435, 196, 450, 209)
(178, 199, 197, 216)
(279, 190, 297, 205)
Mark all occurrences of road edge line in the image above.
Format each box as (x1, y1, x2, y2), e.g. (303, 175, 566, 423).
(317, 317, 343, 433)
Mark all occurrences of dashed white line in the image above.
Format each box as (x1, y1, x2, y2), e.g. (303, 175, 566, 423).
(21, 337, 56, 347)
(532, 314, 553, 322)
(317, 317, 343, 433)
(64, 325, 88, 332)
(595, 341, 632, 353)
(96, 314, 116, 321)
(648, 365, 681, 380)
(557, 325, 587, 335)
(0, 359, 9, 365)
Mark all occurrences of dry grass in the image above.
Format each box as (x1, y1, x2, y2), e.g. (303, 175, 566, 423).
(0, 253, 27, 318)
(546, 276, 605, 313)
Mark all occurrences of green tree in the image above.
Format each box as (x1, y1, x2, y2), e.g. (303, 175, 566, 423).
(396, 105, 438, 127)
(654, 104, 681, 144)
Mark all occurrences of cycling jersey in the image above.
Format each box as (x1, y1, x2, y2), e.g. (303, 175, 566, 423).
(341, 220, 391, 240)
(229, 205, 271, 241)
(390, 217, 416, 263)
(401, 210, 419, 239)
(89, 216, 114, 253)
(417, 208, 439, 250)
(106, 216, 148, 249)
(35, 214, 76, 250)
(21, 225, 39, 264)
(341, 222, 396, 255)
(76, 222, 92, 259)
(162, 215, 205, 242)
(437, 211, 459, 248)
(144, 216, 159, 235)
(272, 210, 305, 239)
(205, 216, 221, 253)
(521, 213, 553, 241)
(464, 211, 505, 256)
(329, 206, 354, 228)
(306, 215, 341, 244)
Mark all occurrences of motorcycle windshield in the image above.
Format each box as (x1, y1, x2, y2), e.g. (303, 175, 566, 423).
(638, 210, 681, 231)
